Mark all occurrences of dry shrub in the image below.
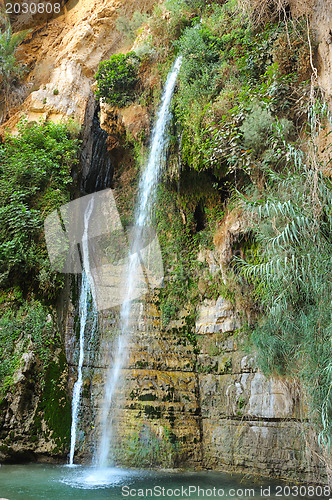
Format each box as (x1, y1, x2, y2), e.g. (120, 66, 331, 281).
(273, 22, 315, 81)
(289, 0, 314, 18)
(239, 0, 290, 26)
(213, 208, 247, 270)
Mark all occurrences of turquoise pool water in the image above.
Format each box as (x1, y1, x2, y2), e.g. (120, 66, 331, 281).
(0, 464, 329, 500)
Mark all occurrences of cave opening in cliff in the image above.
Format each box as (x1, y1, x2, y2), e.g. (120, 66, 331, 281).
(83, 105, 113, 195)
(194, 202, 206, 232)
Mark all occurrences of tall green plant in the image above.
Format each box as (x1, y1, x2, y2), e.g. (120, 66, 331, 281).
(0, 119, 80, 300)
(237, 113, 332, 446)
(0, 13, 29, 118)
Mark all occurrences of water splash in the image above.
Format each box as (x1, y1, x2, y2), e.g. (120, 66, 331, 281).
(97, 55, 182, 466)
(69, 198, 98, 465)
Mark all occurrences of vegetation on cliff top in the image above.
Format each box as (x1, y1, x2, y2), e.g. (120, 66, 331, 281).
(95, 52, 140, 107)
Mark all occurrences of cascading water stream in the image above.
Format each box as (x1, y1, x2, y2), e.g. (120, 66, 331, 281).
(97, 55, 182, 467)
(69, 198, 98, 465)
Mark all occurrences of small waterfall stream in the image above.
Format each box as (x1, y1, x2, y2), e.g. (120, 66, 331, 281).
(69, 199, 98, 465)
(97, 55, 182, 466)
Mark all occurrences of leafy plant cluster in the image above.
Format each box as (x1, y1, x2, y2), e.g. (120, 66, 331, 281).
(0, 299, 58, 402)
(0, 119, 80, 301)
(0, 119, 80, 406)
(176, 14, 312, 176)
(155, 185, 200, 326)
(0, 14, 29, 123)
(95, 52, 140, 107)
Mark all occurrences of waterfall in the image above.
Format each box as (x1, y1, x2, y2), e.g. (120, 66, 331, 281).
(97, 55, 182, 466)
(69, 197, 98, 465)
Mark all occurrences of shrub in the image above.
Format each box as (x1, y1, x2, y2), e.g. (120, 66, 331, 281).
(237, 110, 332, 445)
(0, 14, 29, 121)
(240, 104, 274, 153)
(95, 52, 140, 107)
(116, 11, 149, 44)
(0, 299, 56, 401)
(0, 119, 80, 299)
(175, 24, 223, 116)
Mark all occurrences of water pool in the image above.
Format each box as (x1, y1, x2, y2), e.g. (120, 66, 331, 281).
(0, 464, 328, 500)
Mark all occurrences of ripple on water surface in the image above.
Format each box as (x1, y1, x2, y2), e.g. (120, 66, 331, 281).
(60, 465, 135, 489)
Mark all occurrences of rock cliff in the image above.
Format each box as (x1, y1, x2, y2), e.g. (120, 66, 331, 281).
(0, 0, 331, 485)
(67, 278, 325, 482)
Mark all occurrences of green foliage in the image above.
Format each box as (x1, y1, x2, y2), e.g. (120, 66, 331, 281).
(116, 11, 149, 44)
(95, 52, 140, 107)
(237, 115, 332, 445)
(155, 186, 199, 326)
(170, 1, 252, 170)
(201, 62, 299, 178)
(0, 14, 29, 119)
(170, 0, 313, 177)
(34, 352, 71, 449)
(0, 299, 58, 401)
(0, 119, 80, 299)
(175, 24, 223, 117)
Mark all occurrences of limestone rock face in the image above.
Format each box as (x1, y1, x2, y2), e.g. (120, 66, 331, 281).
(0, 343, 70, 463)
(193, 294, 324, 482)
(73, 302, 203, 468)
(100, 102, 151, 151)
(63, 291, 326, 482)
(288, 0, 332, 105)
(309, 0, 332, 102)
(5, 0, 156, 131)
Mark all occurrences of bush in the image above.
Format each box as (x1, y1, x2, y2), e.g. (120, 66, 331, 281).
(95, 52, 140, 107)
(240, 104, 274, 153)
(237, 113, 332, 445)
(0, 299, 56, 401)
(0, 14, 29, 122)
(0, 119, 80, 299)
(175, 24, 223, 116)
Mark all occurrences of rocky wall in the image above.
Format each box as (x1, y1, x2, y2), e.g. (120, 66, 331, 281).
(196, 298, 326, 483)
(72, 301, 203, 467)
(67, 293, 326, 482)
